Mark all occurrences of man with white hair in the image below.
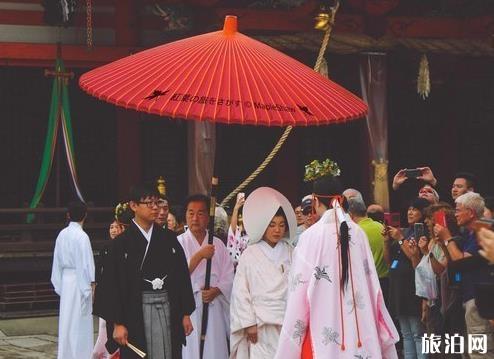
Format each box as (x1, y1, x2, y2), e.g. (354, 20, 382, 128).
(342, 188, 363, 201)
(347, 197, 389, 304)
(435, 192, 494, 358)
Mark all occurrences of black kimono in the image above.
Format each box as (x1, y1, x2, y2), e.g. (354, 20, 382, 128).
(93, 222, 195, 359)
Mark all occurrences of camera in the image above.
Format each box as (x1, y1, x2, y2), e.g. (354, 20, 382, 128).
(404, 168, 422, 179)
(414, 222, 425, 239)
(473, 218, 494, 232)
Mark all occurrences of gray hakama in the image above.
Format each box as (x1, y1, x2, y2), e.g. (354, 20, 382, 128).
(142, 290, 173, 359)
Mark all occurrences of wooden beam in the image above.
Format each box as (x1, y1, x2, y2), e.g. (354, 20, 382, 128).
(0, 42, 140, 67)
(387, 15, 494, 39)
(0, 9, 115, 28)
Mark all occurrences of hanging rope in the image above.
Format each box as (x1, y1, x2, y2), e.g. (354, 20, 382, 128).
(220, 1, 340, 207)
(86, 0, 93, 50)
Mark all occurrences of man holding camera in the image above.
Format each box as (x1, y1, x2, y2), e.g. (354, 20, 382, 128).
(435, 192, 494, 358)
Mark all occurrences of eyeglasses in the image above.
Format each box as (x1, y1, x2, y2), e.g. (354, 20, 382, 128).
(138, 200, 167, 208)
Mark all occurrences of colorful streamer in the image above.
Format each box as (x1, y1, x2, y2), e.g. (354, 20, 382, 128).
(28, 58, 84, 222)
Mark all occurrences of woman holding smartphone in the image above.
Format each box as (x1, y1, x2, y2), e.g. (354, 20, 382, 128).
(384, 197, 430, 359)
(227, 193, 249, 266)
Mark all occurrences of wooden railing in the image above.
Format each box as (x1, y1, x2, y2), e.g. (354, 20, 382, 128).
(0, 207, 114, 317)
(0, 207, 113, 252)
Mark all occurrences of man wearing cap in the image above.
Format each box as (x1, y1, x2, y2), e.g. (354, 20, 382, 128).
(293, 195, 318, 246)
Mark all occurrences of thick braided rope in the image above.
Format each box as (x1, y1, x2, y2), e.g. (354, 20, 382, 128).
(220, 4, 338, 207)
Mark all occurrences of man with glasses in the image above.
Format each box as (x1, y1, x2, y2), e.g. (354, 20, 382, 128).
(436, 192, 494, 358)
(94, 184, 195, 359)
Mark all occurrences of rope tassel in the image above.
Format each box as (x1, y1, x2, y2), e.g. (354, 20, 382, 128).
(417, 54, 430, 99)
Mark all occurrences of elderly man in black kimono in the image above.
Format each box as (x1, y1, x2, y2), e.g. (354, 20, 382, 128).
(94, 184, 195, 359)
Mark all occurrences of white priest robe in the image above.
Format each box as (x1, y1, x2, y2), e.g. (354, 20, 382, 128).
(275, 209, 399, 359)
(51, 221, 95, 359)
(178, 230, 234, 359)
(230, 240, 292, 359)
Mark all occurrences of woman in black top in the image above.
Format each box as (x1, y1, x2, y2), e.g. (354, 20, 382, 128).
(385, 197, 430, 359)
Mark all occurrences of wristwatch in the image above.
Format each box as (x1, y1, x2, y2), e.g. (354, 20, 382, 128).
(398, 239, 404, 246)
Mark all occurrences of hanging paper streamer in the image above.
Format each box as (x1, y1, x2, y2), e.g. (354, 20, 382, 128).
(28, 58, 84, 222)
(417, 54, 430, 99)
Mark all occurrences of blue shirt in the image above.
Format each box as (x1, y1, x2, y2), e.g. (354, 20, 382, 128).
(459, 230, 494, 303)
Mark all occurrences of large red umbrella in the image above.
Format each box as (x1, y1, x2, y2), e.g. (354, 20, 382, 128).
(79, 16, 366, 127)
(81, 14, 366, 358)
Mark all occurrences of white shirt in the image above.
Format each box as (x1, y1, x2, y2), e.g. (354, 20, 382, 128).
(132, 219, 154, 270)
(132, 219, 154, 242)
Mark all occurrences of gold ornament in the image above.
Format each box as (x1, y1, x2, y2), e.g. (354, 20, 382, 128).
(157, 176, 166, 195)
(314, 1, 340, 31)
(417, 54, 430, 99)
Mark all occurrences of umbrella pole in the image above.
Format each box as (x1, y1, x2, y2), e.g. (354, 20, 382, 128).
(200, 175, 219, 359)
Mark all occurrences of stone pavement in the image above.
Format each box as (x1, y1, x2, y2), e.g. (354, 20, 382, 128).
(0, 316, 98, 359)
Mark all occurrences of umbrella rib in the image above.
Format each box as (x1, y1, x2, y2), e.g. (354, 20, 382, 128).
(227, 39, 232, 124)
(235, 35, 272, 125)
(129, 38, 220, 112)
(254, 47, 336, 125)
(242, 39, 316, 126)
(85, 47, 172, 98)
(152, 37, 222, 116)
(239, 39, 302, 126)
(163, 36, 225, 119)
(212, 39, 229, 123)
(232, 37, 258, 125)
(254, 46, 352, 124)
(258, 43, 361, 121)
(231, 38, 244, 124)
(181, 37, 226, 120)
(133, 41, 216, 112)
(198, 35, 229, 122)
(83, 34, 219, 112)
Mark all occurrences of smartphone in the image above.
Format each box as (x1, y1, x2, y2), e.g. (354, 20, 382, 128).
(433, 210, 447, 227)
(414, 222, 425, 239)
(384, 212, 401, 228)
(404, 168, 422, 178)
(473, 219, 494, 233)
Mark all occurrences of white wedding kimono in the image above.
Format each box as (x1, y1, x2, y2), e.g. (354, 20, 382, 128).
(51, 221, 95, 359)
(178, 230, 234, 359)
(230, 240, 292, 359)
(275, 209, 399, 359)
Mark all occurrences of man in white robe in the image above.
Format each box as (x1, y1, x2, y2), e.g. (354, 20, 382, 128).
(275, 176, 399, 359)
(178, 194, 234, 359)
(230, 187, 297, 359)
(51, 201, 95, 359)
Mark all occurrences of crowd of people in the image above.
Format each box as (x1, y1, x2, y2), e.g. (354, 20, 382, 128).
(50, 165, 494, 359)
